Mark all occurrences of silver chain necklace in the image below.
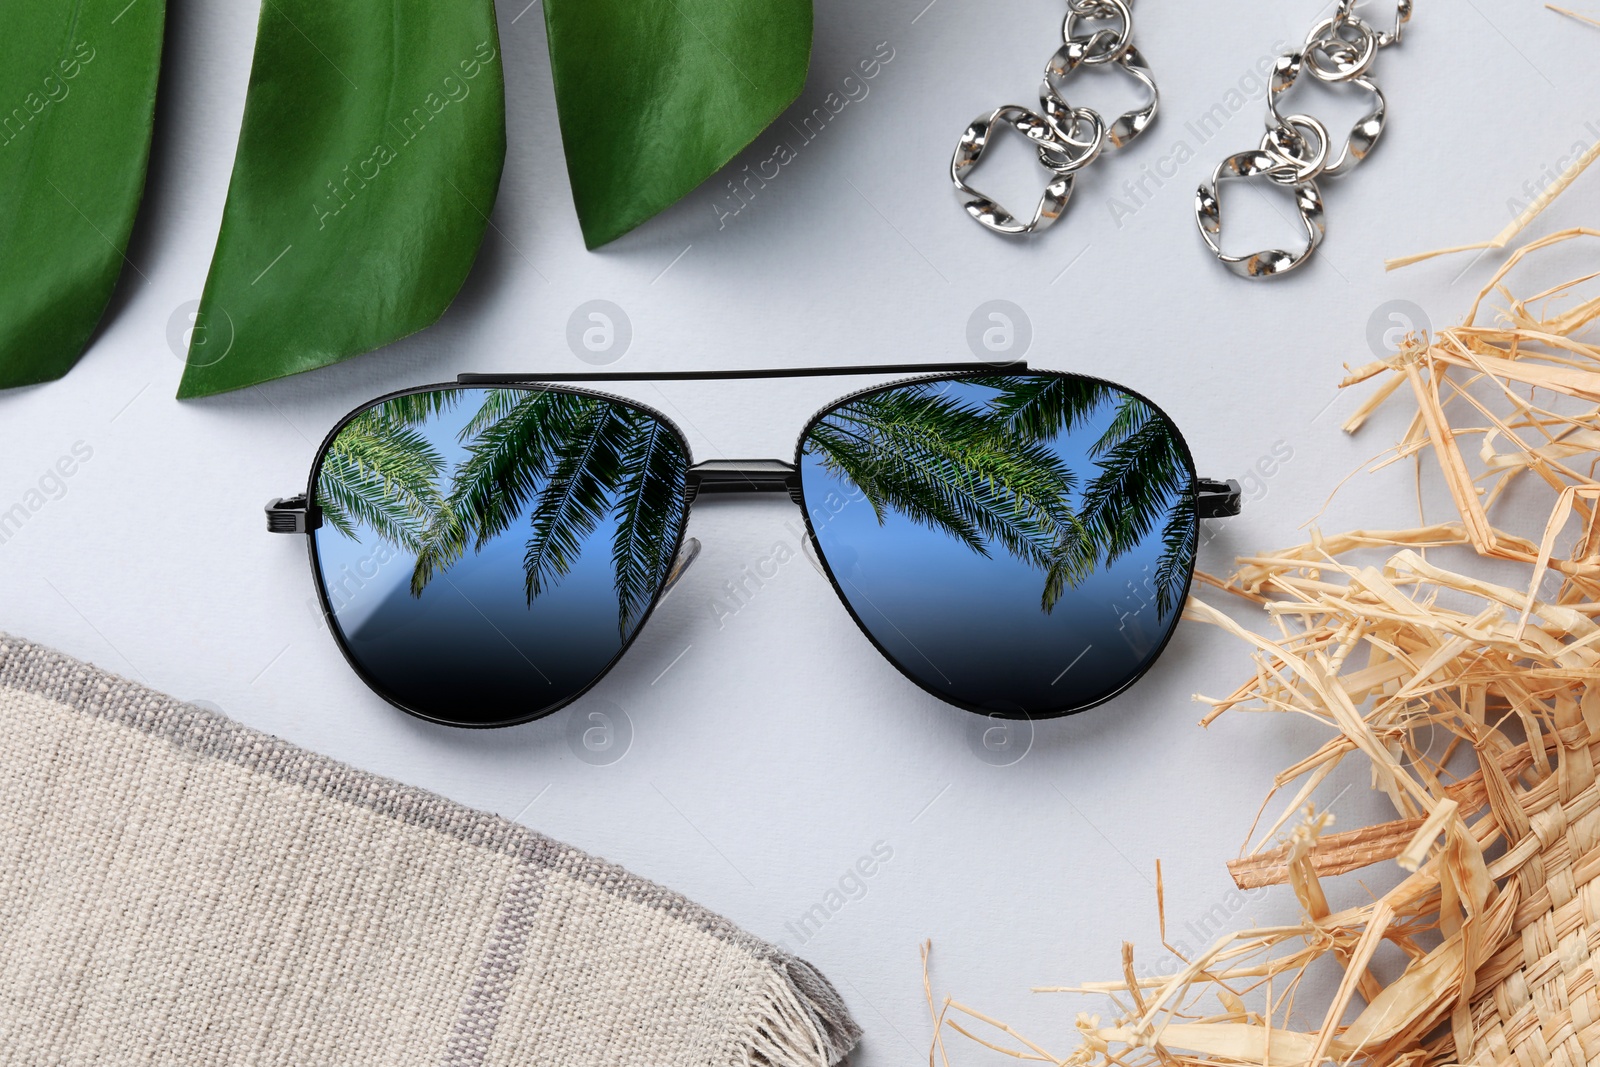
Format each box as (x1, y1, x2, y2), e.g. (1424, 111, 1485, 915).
(949, 0, 1159, 236)
(1196, 0, 1413, 277)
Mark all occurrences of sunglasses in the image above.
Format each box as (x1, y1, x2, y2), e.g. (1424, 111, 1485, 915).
(267, 362, 1241, 728)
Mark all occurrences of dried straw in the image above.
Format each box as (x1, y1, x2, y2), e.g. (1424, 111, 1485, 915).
(925, 83, 1600, 1067)
(1546, 6, 1600, 32)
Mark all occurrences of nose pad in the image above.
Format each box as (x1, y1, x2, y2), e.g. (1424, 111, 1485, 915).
(659, 537, 702, 597)
(801, 535, 828, 578)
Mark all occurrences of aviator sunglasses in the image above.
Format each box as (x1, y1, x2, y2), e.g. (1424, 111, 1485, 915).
(267, 363, 1242, 728)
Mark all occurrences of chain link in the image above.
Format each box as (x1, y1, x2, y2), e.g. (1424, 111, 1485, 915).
(951, 0, 1159, 236)
(1196, 0, 1413, 278)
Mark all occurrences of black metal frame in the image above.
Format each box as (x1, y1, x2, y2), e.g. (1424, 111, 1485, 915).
(454, 361, 1030, 384)
(267, 362, 1245, 727)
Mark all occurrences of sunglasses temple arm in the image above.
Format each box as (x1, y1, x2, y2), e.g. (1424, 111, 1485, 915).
(1197, 478, 1243, 519)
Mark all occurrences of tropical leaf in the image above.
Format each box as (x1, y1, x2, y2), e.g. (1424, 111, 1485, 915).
(354, 376, 1192, 640)
(0, 2, 165, 388)
(375, 388, 461, 427)
(409, 388, 579, 598)
(522, 404, 634, 602)
(543, 0, 812, 248)
(1092, 394, 1154, 460)
(808, 376, 1194, 617)
(449, 390, 574, 549)
(1152, 508, 1196, 616)
(408, 389, 582, 595)
(407, 496, 468, 597)
(809, 385, 1080, 569)
(177, 0, 506, 397)
(1046, 392, 1195, 614)
(458, 385, 535, 440)
(969, 374, 1116, 441)
(1079, 413, 1191, 561)
(317, 410, 447, 552)
(402, 390, 689, 630)
(611, 415, 688, 635)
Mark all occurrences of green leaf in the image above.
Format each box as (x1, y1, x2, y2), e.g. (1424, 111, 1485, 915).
(317, 411, 448, 555)
(611, 413, 689, 635)
(543, 0, 812, 249)
(808, 384, 1080, 571)
(177, 0, 506, 398)
(970, 375, 1116, 441)
(522, 403, 632, 603)
(0, 1, 165, 389)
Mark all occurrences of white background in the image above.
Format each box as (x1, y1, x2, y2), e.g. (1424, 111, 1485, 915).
(3, 1, 1597, 1060)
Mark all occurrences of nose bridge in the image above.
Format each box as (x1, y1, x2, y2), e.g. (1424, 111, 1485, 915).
(685, 459, 803, 507)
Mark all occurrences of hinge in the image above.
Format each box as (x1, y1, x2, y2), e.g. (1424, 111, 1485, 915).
(1196, 478, 1243, 519)
(265, 494, 321, 534)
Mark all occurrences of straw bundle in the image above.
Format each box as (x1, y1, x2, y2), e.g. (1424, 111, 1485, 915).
(925, 82, 1600, 1067)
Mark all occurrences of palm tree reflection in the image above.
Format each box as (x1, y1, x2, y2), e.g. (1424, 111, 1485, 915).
(321, 389, 687, 636)
(317, 378, 1194, 637)
(316, 389, 458, 554)
(811, 377, 1194, 613)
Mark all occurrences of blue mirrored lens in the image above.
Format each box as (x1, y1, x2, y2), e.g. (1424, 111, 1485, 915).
(799, 373, 1196, 717)
(311, 387, 690, 726)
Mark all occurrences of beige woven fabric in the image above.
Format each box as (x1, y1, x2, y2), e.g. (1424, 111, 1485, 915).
(0, 637, 858, 1066)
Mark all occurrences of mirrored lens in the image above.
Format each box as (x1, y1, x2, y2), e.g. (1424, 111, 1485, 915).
(311, 387, 690, 726)
(798, 373, 1196, 717)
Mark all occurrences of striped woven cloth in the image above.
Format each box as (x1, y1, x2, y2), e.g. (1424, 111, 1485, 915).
(0, 636, 858, 1066)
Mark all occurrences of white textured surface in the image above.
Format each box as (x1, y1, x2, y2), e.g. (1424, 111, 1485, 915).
(2, 1, 1596, 1059)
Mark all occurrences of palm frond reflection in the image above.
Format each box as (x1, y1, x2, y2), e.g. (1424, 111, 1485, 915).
(804, 376, 1194, 614)
(315, 376, 1193, 647)
(318, 389, 688, 637)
